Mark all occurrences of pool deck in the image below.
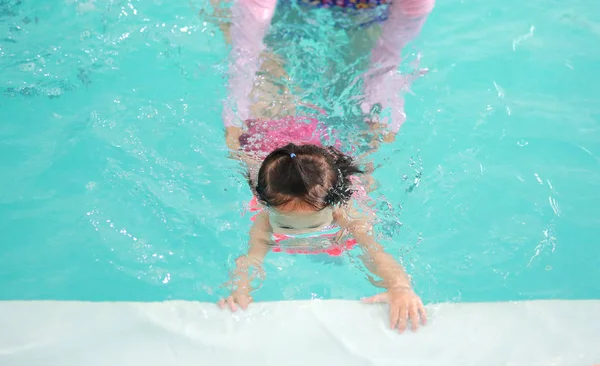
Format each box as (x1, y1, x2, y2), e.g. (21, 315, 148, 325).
(1, 299, 598, 365)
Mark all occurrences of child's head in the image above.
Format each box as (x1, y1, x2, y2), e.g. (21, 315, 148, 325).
(252, 143, 362, 231)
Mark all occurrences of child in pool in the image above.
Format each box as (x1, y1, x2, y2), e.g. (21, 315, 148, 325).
(219, 119, 426, 332)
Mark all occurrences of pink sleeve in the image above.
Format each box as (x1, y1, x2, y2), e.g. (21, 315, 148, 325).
(369, 0, 435, 70)
(362, 0, 435, 132)
(223, 0, 278, 128)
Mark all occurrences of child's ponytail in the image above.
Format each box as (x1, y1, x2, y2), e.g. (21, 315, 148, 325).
(254, 143, 363, 210)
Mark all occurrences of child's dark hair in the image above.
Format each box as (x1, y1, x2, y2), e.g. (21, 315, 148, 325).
(253, 143, 363, 211)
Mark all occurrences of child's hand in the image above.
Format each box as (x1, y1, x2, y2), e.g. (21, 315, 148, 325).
(362, 288, 427, 332)
(218, 286, 253, 312)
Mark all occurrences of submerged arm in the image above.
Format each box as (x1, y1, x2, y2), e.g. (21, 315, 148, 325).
(370, 0, 435, 72)
(219, 211, 272, 310)
(223, 0, 278, 149)
(362, 0, 435, 135)
(352, 229, 412, 290)
(335, 206, 426, 331)
(339, 211, 412, 290)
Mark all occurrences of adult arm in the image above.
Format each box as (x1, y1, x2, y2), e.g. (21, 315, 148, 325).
(223, 0, 279, 149)
(362, 0, 435, 136)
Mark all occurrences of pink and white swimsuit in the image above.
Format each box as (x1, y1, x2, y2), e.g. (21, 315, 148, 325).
(238, 114, 341, 157)
(248, 196, 358, 256)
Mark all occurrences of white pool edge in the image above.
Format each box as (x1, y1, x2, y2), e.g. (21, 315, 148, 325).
(1, 299, 599, 366)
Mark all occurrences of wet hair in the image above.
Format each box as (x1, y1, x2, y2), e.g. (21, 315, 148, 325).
(253, 143, 363, 211)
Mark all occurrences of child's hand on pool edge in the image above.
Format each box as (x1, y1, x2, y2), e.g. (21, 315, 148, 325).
(362, 287, 427, 332)
(217, 222, 272, 312)
(218, 285, 253, 312)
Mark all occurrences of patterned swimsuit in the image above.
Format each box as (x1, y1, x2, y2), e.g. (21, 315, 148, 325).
(296, 0, 392, 28)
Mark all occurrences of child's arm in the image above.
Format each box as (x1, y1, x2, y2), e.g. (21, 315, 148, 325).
(218, 210, 272, 311)
(362, 0, 435, 136)
(335, 207, 427, 332)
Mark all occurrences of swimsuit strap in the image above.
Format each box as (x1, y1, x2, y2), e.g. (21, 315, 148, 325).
(271, 224, 342, 243)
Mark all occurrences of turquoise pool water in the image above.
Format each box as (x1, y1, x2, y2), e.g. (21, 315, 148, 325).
(0, 0, 599, 304)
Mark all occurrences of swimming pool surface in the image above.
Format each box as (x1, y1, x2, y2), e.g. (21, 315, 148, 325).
(0, 0, 599, 306)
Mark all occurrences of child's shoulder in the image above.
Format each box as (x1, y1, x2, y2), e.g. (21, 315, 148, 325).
(250, 210, 273, 232)
(333, 199, 375, 233)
